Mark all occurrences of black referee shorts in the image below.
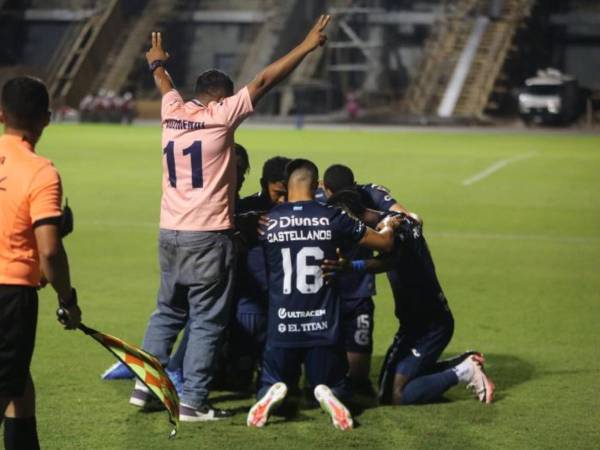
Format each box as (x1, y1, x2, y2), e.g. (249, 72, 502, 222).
(0, 285, 38, 397)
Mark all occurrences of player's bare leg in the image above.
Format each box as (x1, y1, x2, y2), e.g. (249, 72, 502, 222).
(391, 373, 409, 405)
(247, 382, 288, 428)
(347, 352, 376, 400)
(314, 385, 353, 431)
(347, 352, 371, 384)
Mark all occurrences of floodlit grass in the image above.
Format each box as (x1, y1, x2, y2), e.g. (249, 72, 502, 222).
(20, 124, 600, 449)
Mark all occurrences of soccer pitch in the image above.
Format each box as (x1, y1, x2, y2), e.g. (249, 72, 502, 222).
(29, 124, 599, 449)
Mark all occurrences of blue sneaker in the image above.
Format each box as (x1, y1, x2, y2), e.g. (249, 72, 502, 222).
(166, 368, 183, 395)
(101, 361, 134, 380)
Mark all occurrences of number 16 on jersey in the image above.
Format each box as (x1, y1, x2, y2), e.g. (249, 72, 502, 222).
(281, 247, 324, 295)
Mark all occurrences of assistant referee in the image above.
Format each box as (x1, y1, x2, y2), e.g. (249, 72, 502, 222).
(0, 77, 82, 450)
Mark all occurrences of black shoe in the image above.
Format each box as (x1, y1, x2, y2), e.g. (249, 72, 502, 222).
(129, 386, 165, 412)
(179, 403, 233, 422)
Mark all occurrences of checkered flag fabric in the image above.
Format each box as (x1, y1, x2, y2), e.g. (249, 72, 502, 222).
(79, 323, 179, 437)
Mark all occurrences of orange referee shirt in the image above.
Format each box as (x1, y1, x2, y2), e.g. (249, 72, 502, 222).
(0, 134, 62, 287)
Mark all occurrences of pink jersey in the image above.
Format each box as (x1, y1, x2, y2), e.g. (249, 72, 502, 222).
(159, 87, 253, 231)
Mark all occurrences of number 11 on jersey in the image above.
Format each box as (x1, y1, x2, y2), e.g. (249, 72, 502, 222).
(281, 247, 324, 295)
(163, 140, 203, 188)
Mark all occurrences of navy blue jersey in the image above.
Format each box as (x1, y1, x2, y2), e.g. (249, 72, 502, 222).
(357, 183, 398, 211)
(337, 244, 375, 299)
(384, 214, 451, 332)
(261, 200, 366, 348)
(315, 186, 376, 299)
(234, 192, 272, 314)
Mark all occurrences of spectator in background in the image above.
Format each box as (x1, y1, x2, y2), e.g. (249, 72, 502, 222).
(346, 92, 360, 120)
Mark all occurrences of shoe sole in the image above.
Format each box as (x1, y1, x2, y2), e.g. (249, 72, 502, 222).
(129, 397, 146, 408)
(314, 385, 353, 431)
(179, 414, 227, 422)
(480, 368, 495, 404)
(471, 361, 496, 404)
(247, 382, 288, 428)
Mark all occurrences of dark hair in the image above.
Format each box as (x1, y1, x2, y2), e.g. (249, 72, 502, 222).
(234, 143, 250, 175)
(285, 158, 319, 184)
(1, 76, 49, 129)
(327, 189, 366, 217)
(194, 69, 234, 98)
(261, 156, 291, 188)
(323, 164, 355, 193)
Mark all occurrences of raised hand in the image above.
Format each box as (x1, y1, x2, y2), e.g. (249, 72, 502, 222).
(145, 31, 169, 65)
(302, 14, 332, 51)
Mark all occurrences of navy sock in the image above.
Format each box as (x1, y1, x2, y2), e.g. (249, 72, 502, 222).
(3, 417, 40, 450)
(400, 369, 459, 405)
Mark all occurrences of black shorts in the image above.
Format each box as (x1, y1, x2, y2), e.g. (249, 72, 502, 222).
(0, 285, 38, 396)
(341, 297, 374, 354)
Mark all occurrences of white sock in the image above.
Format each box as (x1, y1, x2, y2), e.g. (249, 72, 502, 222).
(452, 358, 474, 383)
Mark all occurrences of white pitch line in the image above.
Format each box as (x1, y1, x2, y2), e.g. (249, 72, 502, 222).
(429, 231, 600, 245)
(462, 152, 537, 186)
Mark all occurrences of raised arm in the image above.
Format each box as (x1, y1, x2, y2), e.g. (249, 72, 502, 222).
(145, 32, 174, 96)
(247, 14, 331, 106)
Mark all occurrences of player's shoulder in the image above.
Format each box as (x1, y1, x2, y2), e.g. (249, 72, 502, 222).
(13, 147, 56, 175)
(319, 202, 353, 222)
(266, 201, 289, 217)
(238, 192, 269, 213)
(358, 182, 391, 194)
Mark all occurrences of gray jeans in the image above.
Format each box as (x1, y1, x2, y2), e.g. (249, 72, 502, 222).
(142, 229, 235, 408)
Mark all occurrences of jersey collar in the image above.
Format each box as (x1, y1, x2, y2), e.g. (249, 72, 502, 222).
(0, 133, 35, 153)
(190, 99, 207, 108)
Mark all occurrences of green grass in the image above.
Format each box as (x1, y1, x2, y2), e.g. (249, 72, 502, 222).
(22, 124, 600, 449)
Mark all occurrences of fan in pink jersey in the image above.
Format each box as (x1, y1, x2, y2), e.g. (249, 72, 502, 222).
(129, 17, 332, 423)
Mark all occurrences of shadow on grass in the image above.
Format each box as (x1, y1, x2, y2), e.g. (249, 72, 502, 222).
(113, 351, 535, 446)
(369, 352, 536, 404)
(483, 353, 536, 402)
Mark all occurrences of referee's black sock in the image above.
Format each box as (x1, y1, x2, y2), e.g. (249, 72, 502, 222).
(3, 417, 40, 450)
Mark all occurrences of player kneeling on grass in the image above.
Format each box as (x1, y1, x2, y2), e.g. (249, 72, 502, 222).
(315, 164, 411, 397)
(225, 156, 291, 391)
(324, 190, 495, 406)
(247, 159, 402, 430)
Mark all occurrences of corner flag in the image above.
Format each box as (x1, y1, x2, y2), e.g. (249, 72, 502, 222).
(59, 312, 180, 438)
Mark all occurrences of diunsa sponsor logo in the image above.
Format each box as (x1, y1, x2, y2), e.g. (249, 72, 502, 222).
(267, 216, 330, 231)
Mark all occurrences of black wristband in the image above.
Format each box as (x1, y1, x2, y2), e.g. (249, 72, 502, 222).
(149, 60, 165, 73)
(59, 288, 78, 308)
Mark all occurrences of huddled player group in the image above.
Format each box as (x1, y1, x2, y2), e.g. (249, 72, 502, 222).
(0, 15, 494, 449)
(106, 17, 495, 430)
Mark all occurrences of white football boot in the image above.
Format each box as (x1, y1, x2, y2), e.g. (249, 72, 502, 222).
(247, 382, 288, 428)
(314, 384, 353, 431)
(466, 355, 496, 404)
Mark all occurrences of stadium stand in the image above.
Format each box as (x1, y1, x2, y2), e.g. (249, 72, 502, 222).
(1, 0, 598, 124)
